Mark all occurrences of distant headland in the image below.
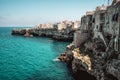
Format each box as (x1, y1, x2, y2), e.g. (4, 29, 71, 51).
(12, 20, 80, 42)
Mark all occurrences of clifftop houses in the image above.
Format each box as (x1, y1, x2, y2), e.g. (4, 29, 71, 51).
(61, 1, 120, 80)
(35, 20, 80, 31)
(74, 0, 120, 51)
(32, 20, 81, 41)
(12, 0, 120, 50)
(12, 20, 81, 41)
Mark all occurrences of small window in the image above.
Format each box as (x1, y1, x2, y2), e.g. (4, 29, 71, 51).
(112, 14, 115, 21)
(96, 25, 98, 29)
(115, 13, 118, 22)
(112, 13, 118, 22)
(92, 18, 95, 23)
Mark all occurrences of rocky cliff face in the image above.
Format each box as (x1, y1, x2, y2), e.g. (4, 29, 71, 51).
(59, 37, 120, 80)
(11, 28, 75, 42)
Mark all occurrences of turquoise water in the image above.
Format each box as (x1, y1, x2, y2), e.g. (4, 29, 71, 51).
(0, 27, 74, 80)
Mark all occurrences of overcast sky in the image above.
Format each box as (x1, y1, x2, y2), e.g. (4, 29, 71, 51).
(0, 0, 110, 27)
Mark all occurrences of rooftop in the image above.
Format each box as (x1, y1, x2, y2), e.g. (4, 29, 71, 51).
(96, 5, 107, 11)
(86, 11, 95, 16)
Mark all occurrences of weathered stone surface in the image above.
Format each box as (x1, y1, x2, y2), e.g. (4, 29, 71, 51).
(62, 37, 119, 80)
(11, 28, 75, 42)
(58, 53, 67, 62)
(11, 29, 26, 35)
(106, 59, 120, 80)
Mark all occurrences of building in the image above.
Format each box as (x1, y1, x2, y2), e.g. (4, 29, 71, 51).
(74, 12, 94, 47)
(93, 5, 107, 38)
(105, 0, 120, 51)
(75, 0, 120, 51)
(73, 21, 81, 29)
(57, 22, 67, 31)
(74, 30, 90, 47)
(80, 11, 94, 31)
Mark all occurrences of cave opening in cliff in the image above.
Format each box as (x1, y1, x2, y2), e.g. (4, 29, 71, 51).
(73, 70, 96, 80)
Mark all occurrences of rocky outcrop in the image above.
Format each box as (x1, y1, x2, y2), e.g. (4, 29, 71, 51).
(106, 59, 120, 80)
(12, 29, 33, 37)
(72, 48, 92, 71)
(11, 20, 80, 41)
(58, 53, 67, 61)
(53, 35, 73, 41)
(58, 37, 120, 80)
(12, 28, 75, 42)
(12, 29, 26, 35)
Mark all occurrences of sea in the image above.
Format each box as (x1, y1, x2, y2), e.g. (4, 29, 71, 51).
(0, 27, 74, 80)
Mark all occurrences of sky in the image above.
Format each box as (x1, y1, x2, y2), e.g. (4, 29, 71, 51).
(0, 0, 110, 27)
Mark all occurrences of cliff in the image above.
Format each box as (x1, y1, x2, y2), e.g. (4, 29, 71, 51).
(11, 28, 75, 42)
(12, 20, 80, 41)
(58, 1, 120, 80)
(58, 37, 120, 80)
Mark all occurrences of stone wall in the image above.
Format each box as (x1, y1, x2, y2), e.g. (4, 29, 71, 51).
(74, 30, 90, 47)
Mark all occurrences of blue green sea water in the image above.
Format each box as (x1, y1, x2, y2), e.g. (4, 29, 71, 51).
(0, 27, 74, 80)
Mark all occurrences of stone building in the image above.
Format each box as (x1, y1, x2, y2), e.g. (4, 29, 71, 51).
(86, 11, 95, 31)
(80, 15, 87, 30)
(57, 22, 66, 31)
(105, 0, 120, 51)
(93, 5, 107, 38)
(35, 23, 54, 29)
(74, 11, 94, 47)
(107, 0, 120, 35)
(74, 30, 90, 47)
(73, 21, 81, 29)
(80, 11, 94, 31)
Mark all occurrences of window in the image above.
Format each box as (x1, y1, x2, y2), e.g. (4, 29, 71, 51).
(112, 13, 118, 22)
(115, 13, 118, 21)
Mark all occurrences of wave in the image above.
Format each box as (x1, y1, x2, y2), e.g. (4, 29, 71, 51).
(52, 58, 60, 62)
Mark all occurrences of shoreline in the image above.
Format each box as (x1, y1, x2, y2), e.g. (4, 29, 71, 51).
(11, 1, 120, 80)
(11, 21, 80, 42)
(11, 28, 74, 42)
